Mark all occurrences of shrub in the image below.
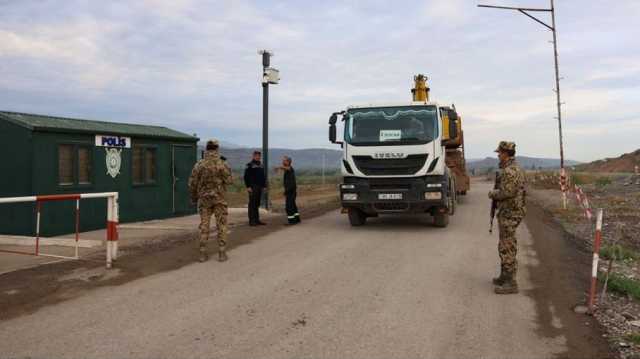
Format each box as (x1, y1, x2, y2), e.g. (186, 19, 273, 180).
(595, 176, 612, 188)
(599, 272, 640, 300)
(626, 333, 640, 345)
(571, 172, 598, 186)
(600, 244, 638, 261)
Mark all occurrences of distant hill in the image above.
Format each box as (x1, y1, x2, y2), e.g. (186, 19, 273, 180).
(467, 156, 581, 173)
(198, 145, 582, 174)
(198, 140, 244, 149)
(197, 146, 342, 171)
(574, 149, 640, 173)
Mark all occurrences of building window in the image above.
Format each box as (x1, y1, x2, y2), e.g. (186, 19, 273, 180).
(132, 147, 144, 184)
(58, 144, 92, 186)
(145, 148, 156, 183)
(132, 146, 157, 185)
(58, 145, 74, 185)
(78, 147, 91, 184)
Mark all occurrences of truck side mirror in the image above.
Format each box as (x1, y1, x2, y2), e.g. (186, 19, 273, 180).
(449, 118, 458, 139)
(329, 113, 338, 143)
(329, 112, 344, 145)
(329, 123, 337, 143)
(329, 113, 338, 125)
(448, 110, 458, 122)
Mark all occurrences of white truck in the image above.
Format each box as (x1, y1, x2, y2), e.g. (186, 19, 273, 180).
(328, 75, 462, 227)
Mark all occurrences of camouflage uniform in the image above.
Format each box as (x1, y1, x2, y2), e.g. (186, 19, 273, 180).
(188, 140, 232, 261)
(489, 141, 526, 292)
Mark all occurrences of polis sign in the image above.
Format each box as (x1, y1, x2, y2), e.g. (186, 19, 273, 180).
(95, 135, 131, 148)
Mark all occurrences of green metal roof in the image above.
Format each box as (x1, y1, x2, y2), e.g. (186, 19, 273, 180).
(0, 111, 198, 141)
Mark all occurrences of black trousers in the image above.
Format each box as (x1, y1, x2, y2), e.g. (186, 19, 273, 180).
(248, 187, 263, 224)
(285, 190, 300, 223)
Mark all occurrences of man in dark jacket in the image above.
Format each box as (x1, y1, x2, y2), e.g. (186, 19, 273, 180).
(278, 156, 300, 225)
(244, 151, 266, 226)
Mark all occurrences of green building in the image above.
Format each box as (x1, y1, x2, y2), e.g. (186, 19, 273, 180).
(0, 111, 199, 236)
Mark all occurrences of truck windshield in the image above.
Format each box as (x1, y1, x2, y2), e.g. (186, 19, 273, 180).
(345, 106, 438, 146)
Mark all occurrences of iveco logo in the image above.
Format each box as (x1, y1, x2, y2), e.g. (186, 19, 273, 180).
(373, 152, 407, 159)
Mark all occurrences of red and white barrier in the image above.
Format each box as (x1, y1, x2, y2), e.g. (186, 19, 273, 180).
(588, 208, 604, 313)
(574, 185, 593, 221)
(0, 192, 119, 268)
(106, 195, 119, 268)
(559, 168, 568, 209)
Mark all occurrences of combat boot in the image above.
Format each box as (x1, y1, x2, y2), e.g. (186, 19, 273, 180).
(217, 250, 228, 262)
(492, 267, 506, 285)
(494, 274, 519, 295)
(199, 246, 209, 263)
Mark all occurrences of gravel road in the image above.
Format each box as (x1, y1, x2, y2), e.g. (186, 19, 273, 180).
(0, 183, 602, 358)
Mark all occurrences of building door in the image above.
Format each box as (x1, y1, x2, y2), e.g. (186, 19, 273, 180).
(172, 145, 196, 214)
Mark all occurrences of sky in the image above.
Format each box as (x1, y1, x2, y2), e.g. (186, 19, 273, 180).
(1, 0, 639, 162)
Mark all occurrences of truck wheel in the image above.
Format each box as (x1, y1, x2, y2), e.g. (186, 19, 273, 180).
(433, 211, 450, 228)
(348, 209, 367, 226)
(448, 179, 457, 215)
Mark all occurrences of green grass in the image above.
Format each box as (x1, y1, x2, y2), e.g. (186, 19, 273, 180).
(599, 272, 640, 300)
(626, 333, 640, 345)
(570, 172, 612, 187)
(572, 173, 587, 186)
(227, 172, 341, 193)
(600, 244, 639, 261)
(595, 176, 612, 188)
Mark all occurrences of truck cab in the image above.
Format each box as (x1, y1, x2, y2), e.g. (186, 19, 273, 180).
(329, 102, 458, 227)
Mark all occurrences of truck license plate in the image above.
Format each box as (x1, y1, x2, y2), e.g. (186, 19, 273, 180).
(378, 193, 403, 200)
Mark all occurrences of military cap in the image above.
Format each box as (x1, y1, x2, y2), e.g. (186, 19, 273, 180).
(494, 141, 516, 153)
(205, 139, 220, 151)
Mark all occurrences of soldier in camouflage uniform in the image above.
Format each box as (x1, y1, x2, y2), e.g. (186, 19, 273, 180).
(489, 141, 527, 294)
(188, 139, 233, 262)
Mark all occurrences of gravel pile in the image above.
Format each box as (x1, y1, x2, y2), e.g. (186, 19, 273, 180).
(595, 295, 640, 359)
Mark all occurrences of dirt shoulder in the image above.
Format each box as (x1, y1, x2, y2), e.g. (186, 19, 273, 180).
(227, 184, 338, 209)
(0, 193, 339, 322)
(528, 173, 640, 359)
(525, 201, 611, 359)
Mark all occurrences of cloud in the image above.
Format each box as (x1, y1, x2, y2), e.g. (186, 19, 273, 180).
(0, 0, 638, 162)
(423, 0, 470, 26)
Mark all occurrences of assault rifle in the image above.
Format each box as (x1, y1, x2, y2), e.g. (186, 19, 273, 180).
(489, 170, 500, 233)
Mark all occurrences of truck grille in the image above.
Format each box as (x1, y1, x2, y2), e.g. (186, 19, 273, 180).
(374, 202, 410, 211)
(369, 183, 412, 191)
(352, 154, 428, 176)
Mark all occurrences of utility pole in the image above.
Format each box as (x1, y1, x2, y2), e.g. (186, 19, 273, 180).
(258, 50, 280, 210)
(478, 0, 567, 208)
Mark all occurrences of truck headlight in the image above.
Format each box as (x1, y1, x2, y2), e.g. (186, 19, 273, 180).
(343, 193, 358, 201)
(341, 184, 356, 189)
(426, 183, 442, 188)
(424, 192, 442, 200)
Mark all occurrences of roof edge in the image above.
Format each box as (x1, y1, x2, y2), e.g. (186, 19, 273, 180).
(0, 112, 35, 130)
(0, 110, 198, 141)
(29, 126, 199, 142)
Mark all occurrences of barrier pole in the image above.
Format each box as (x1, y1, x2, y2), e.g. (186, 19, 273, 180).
(106, 197, 113, 268)
(588, 209, 604, 314)
(0, 192, 118, 262)
(112, 194, 119, 261)
(75, 199, 80, 259)
(35, 201, 41, 255)
(560, 168, 568, 210)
